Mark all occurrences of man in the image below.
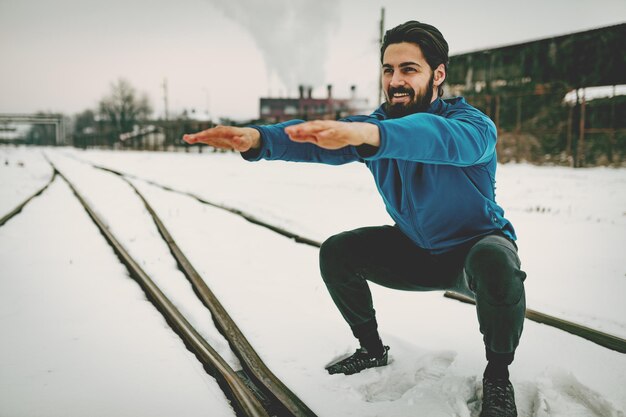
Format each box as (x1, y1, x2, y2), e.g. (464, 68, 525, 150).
(183, 20, 526, 417)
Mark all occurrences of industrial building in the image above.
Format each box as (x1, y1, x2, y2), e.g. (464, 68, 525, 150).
(259, 84, 369, 123)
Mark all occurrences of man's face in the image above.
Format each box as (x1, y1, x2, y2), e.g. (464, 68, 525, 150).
(382, 42, 436, 118)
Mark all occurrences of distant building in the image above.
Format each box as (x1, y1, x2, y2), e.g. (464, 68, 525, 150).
(260, 84, 368, 123)
(446, 23, 625, 96)
(444, 23, 626, 167)
(0, 125, 20, 142)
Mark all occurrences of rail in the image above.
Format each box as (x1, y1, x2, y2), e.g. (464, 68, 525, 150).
(444, 291, 626, 354)
(114, 172, 316, 417)
(64, 153, 626, 353)
(0, 170, 57, 227)
(69, 154, 626, 356)
(47, 158, 271, 417)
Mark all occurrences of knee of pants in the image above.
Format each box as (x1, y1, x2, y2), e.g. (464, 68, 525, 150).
(319, 232, 359, 286)
(465, 243, 526, 306)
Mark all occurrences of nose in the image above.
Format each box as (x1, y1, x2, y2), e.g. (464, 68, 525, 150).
(389, 71, 405, 87)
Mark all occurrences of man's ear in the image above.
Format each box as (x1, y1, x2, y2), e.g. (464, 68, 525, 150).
(433, 63, 446, 87)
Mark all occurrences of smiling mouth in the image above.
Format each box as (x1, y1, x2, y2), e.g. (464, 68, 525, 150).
(391, 92, 411, 104)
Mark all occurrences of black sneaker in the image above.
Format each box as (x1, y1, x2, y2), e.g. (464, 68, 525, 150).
(480, 377, 517, 417)
(325, 346, 390, 375)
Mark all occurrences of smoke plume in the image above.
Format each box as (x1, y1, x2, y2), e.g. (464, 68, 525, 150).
(208, 0, 341, 93)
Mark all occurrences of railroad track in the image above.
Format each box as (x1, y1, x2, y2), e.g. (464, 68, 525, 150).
(5, 151, 622, 415)
(43, 155, 316, 417)
(443, 291, 626, 354)
(65, 154, 626, 355)
(112, 169, 316, 417)
(0, 169, 56, 227)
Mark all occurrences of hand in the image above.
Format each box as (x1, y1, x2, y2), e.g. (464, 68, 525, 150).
(182, 126, 261, 152)
(284, 120, 379, 150)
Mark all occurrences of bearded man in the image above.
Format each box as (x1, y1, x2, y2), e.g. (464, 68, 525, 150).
(184, 20, 526, 417)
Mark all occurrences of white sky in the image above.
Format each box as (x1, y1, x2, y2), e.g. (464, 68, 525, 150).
(0, 0, 625, 120)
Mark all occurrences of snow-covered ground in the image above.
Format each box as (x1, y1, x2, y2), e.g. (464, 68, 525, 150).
(0, 147, 53, 216)
(1, 145, 625, 417)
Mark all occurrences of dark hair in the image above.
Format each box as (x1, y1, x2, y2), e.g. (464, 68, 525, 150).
(381, 21, 449, 97)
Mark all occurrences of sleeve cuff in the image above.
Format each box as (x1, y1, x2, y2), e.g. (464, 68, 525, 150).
(240, 146, 263, 161)
(355, 119, 385, 160)
(239, 126, 265, 161)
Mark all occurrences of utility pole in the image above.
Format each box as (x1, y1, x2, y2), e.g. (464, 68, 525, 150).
(203, 87, 211, 122)
(378, 7, 385, 106)
(162, 78, 169, 121)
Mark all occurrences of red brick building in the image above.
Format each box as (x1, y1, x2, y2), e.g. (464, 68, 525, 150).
(259, 84, 369, 123)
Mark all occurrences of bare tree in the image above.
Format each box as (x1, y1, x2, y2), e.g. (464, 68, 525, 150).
(98, 78, 152, 137)
(74, 109, 96, 134)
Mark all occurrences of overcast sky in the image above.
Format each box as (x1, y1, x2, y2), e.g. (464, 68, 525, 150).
(1, 0, 624, 121)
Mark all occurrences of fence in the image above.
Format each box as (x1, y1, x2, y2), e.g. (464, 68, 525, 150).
(463, 87, 625, 167)
(72, 119, 220, 153)
(67, 88, 624, 167)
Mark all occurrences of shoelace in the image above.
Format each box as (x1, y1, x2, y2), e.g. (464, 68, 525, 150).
(482, 379, 517, 417)
(328, 347, 387, 375)
(342, 350, 371, 372)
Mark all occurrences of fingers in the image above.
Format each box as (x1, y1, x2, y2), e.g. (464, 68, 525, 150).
(285, 121, 350, 150)
(182, 126, 243, 149)
(182, 134, 198, 144)
(183, 125, 226, 142)
(317, 128, 336, 139)
(288, 130, 335, 144)
(285, 121, 331, 144)
(285, 120, 333, 138)
(287, 134, 318, 144)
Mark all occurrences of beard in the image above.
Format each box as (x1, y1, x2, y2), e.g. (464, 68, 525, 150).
(384, 74, 435, 119)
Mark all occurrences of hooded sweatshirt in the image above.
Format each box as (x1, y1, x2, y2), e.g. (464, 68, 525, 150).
(242, 96, 516, 254)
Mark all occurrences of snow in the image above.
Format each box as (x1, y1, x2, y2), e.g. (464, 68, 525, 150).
(1, 145, 625, 417)
(563, 85, 626, 104)
(0, 146, 53, 216)
(0, 163, 234, 417)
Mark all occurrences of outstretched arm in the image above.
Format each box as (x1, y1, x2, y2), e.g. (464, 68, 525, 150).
(288, 111, 497, 166)
(284, 120, 380, 150)
(183, 120, 364, 165)
(182, 126, 261, 152)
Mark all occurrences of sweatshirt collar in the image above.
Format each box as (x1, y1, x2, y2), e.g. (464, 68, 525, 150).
(427, 97, 444, 114)
(373, 97, 445, 120)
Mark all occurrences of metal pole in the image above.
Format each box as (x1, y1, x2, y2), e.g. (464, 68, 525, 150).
(55, 121, 61, 146)
(377, 7, 385, 106)
(566, 104, 573, 166)
(516, 95, 522, 132)
(576, 89, 586, 167)
(162, 78, 169, 121)
(609, 85, 616, 165)
(495, 95, 500, 129)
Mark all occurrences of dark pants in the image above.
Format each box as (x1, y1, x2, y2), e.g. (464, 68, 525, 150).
(319, 225, 527, 355)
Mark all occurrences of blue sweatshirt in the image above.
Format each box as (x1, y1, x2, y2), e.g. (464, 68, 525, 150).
(242, 97, 516, 254)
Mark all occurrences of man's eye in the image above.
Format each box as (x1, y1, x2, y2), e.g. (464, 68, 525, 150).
(383, 68, 393, 74)
(403, 67, 417, 73)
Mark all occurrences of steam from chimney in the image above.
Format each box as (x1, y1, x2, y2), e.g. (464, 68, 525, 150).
(208, 0, 340, 92)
